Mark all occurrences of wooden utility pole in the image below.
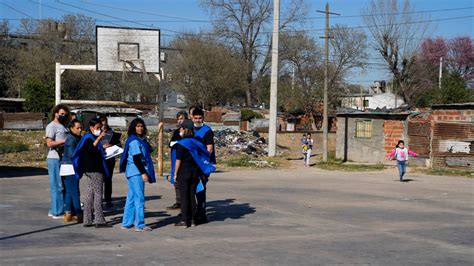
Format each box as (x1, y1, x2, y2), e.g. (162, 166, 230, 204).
(268, 0, 280, 157)
(317, 2, 339, 162)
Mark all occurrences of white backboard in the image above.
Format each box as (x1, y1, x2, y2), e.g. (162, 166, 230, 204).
(96, 26, 160, 73)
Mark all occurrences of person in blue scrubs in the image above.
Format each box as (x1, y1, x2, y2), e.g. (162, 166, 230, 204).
(120, 118, 156, 232)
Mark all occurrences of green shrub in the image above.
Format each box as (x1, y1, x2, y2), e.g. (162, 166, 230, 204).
(241, 109, 263, 121)
(0, 142, 29, 153)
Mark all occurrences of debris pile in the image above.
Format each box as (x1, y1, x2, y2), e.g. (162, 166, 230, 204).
(214, 129, 280, 158)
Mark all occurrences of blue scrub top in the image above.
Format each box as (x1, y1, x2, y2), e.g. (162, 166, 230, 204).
(125, 139, 148, 177)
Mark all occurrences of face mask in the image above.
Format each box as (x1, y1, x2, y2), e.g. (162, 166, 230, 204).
(194, 123, 202, 128)
(58, 115, 67, 123)
(93, 129, 101, 136)
(179, 131, 184, 137)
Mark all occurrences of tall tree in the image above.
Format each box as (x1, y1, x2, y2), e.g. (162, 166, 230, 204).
(362, 0, 430, 106)
(200, 0, 307, 106)
(169, 35, 247, 108)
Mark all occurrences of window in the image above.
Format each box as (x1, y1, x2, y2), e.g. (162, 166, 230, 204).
(355, 119, 372, 138)
(363, 99, 369, 108)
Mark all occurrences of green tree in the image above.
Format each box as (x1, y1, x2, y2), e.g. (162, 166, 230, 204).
(23, 79, 54, 112)
(437, 72, 473, 104)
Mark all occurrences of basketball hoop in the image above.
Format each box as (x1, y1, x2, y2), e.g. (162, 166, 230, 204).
(122, 59, 150, 84)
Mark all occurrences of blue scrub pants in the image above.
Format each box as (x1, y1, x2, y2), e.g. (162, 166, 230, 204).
(122, 174, 145, 229)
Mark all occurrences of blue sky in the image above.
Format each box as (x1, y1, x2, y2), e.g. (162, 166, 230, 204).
(1, 0, 473, 88)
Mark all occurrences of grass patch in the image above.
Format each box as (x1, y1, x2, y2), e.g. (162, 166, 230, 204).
(221, 155, 288, 169)
(415, 167, 473, 177)
(0, 141, 29, 153)
(315, 159, 385, 172)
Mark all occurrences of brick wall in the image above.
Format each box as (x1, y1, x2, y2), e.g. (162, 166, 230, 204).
(430, 109, 473, 123)
(383, 120, 405, 154)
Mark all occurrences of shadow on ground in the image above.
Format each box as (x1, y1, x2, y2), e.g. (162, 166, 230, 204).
(103, 195, 162, 218)
(207, 198, 256, 222)
(145, 198, 256, 229)
(0, 166, 48, 178)
(0, 223, 77, 241)
(286, 154, 317, 161)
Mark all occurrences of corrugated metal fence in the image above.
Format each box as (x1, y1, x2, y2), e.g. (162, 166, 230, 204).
(431, 122, 474, 170)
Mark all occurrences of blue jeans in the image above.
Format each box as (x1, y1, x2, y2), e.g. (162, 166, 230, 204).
(122, 174, 145, 229)
(47, 158, 64, 216)
(397, 160, 407, 181)
(64, 175, 82, 215)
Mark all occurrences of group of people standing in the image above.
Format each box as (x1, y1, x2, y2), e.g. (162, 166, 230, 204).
(46, 104, 118, 227)
(168, 107, 216, 227)
(45, 104, 216, 231)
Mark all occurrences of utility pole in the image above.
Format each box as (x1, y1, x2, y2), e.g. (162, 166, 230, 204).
(268, 0, 280, 157)
(438, 57, 443, 89)
(317, 2, 339, 162)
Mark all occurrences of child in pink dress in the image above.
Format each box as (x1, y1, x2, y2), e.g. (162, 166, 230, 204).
(387, 140, 418, 182)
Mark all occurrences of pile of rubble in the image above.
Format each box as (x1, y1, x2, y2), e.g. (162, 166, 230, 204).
(214, 129, 280, 158)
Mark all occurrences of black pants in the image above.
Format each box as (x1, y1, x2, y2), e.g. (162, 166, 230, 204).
(195, 176, 208, 219)
(174, 181, 181, 205)
(104, 159, 115, 203)
(178, 170, 198, 224)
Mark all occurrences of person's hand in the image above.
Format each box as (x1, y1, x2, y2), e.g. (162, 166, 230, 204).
(102, 143, 111, 149)
(142, 174, 149, 182)
(99, 130, 107, 138)
(174, 173, 178, 182)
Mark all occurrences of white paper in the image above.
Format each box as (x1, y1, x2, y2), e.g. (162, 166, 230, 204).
(105, 145, 124, 159)
(60, 164, 75, 176)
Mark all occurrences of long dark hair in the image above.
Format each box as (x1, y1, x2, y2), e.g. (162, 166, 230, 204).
(88, 118, 102, 133)
(128, 118, 147, 137)
(396, 140, 404, 148)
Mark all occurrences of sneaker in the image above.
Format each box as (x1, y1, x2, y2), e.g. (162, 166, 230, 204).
(135, 226, 152, 232)
(52, 215, 64, 219)
(166, 203, 181, 210)
(121, 225, 133, 230)
(83, 223, 94, 227)
(174, 221, 188, 228)
(48, 213, 53, 217)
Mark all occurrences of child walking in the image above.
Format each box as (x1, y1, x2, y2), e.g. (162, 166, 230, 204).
(387, 140, 418, 182)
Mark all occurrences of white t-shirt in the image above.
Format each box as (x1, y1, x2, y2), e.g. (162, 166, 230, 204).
(45, 121, 68, 159)
(395, 148, 409, 161)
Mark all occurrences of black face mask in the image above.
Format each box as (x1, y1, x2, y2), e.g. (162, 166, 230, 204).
(58, 115, 68, 123)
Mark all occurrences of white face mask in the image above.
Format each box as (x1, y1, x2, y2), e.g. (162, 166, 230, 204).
(93, 129, 101, 136)
(179, 131, 184, 137)
(194, 123, 202, 127)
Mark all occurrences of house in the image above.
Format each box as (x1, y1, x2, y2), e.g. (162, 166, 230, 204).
(336, 103, 474, 170)
(340, 81, 405, 110)
(335, 110, 410, 164)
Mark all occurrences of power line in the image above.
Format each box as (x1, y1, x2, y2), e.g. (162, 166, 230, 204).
(3, 5, 472, 24)
(55, 0, 185, 36)
(1, 3, 34, 19)
(79, 1, 204, 22)
(29, 0, 127, 28)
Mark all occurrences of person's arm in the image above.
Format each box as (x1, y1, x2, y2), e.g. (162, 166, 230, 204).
(45, 125, 66, 148)
(204, 130, 214, 154)
(46, 138, 65, 148)
(133, 154, 149, 182)
(93, 131, 107, 147)
(174, 159, 181, 182)
(408, 150, 418, 157)
(386, 149, 396, 159)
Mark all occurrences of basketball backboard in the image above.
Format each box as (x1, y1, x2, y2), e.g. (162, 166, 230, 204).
(96, 26, 160, 73)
